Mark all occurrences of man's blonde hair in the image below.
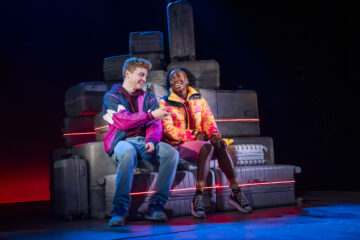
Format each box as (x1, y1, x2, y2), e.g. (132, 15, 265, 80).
(122, 57, 152, 79)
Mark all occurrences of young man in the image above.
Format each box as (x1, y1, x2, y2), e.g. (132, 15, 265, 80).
(102, 57, 179, 226)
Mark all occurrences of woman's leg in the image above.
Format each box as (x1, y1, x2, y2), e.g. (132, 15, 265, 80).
(196, 143, 214, 190)
(215, 140, 237, 186)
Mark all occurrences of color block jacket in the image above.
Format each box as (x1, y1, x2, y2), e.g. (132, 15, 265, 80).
(159, 86, 220, 146)
(102, 84, 162, 156)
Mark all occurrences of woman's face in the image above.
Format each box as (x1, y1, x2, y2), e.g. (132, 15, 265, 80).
(169, 70, 189, 94)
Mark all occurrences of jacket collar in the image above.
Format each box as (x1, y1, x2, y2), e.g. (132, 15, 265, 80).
(168, 86, 199, 103)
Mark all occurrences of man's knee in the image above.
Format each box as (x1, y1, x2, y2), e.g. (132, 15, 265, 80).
(157, 142, 179, 162)
(114, 143, 137, 165)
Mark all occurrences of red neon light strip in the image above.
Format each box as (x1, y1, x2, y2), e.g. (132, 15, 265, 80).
(215, 119, 260, 122)
(63, 132, 96, 136)
(129, 180, 295, 196)
(94, 126, 108, 130)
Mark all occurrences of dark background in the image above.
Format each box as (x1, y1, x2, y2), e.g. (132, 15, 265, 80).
(0, 0, 358, 204)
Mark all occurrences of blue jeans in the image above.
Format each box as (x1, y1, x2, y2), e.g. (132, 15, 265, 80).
(111, 136, 179, 210)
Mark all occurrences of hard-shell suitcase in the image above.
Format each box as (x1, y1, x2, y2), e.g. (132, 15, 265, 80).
(63, 116, 96, 147)
(103, 54, 166, 82)
(165, 170, 216, 217)
(232, 137, 275, 165)
(54, 156, 89, 220)
(216, 90, 260, 137)
(50, 148, 72, 213)
(133, 52, 166, 70)
(72, 142, 117, 219)
(94, 112, 108, 142)
(64, 81, 109, 117)
(64, 116, 95, 134)
(146, 70, 167, 87)
(129, 31, 164, 53)
(167, 60, 220, 89)
(167, 1, 196, 61)
(103, 54, 132, 81)
(103, 170, 216, 219)
(228, 144, 269, 166)
(214, 165, 301, 211)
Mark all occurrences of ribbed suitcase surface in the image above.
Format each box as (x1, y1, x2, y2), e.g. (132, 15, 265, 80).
(167, 1, 196, 61)
(232, 137, 275, 165)
(129, 31, 164, 53)
(214, 165, 298, 211)
(64, 81, 109, 117)
(103, 170, 216, 219)
(228, 144, 269, 166)
(72, 142, 117, 219)
(54, 156, 89, 220)
(167, 60, 220, 89)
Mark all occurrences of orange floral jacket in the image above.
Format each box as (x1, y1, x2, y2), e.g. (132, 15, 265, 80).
(159, 86, 221, 145)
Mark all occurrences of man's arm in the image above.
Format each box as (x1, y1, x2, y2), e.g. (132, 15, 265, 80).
(103, 92, 152, 130)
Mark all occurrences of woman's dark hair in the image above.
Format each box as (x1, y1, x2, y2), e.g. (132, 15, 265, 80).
(165, 68, 196, 90)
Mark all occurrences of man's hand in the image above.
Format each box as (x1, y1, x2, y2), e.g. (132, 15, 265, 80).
(210, 134, 221, 149)
(151, 107, 173, 119)
(196, 132, 207, 141)
(144, 142, 155, 155)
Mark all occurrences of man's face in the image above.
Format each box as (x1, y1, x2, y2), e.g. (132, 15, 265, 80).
(169, 70, 189, 94)
(124, 67, 148, 90)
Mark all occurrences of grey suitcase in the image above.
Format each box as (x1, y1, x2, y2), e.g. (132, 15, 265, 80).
(63, 116, 96, 147)
(50, 148, 72, 213)
(94, 112, 108, 142)
(65, 81, 108, 117)
(64, 116, 95, 134)
(232, 137, 275, 165)
(103, 53, 166, 82)
(103, 170, 216, 220)
(216, 90, 260, 137)
(64, 133, 96, 147)
(228, 144, 269, 166)
(146, 70, 167, 87)
(214, 165, 301, 211)
(133, 52, 166, 70)
(72, 142, 117, 219)
(129, 31, 164, 53)
(167, 1, 196, 61)
(197, 89, 260, 136)
(54, 156, 89, 220)
(165, 170, 216, 217)
(103, 54, 132, 81)
(167, 60, 220, 89)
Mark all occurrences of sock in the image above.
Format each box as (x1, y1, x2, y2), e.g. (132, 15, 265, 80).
(229, 178, 240, 190)
(196, 180, 205, 193)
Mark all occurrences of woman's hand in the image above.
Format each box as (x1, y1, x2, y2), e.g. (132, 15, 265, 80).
(210, 134, 221, 149)
(195, 132, 207, 141)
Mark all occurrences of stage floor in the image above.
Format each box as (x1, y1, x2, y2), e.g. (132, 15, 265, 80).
(1, 191, 360, 240)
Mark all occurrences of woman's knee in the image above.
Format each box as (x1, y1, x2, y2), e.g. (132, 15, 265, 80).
(200, 143, 214, 154)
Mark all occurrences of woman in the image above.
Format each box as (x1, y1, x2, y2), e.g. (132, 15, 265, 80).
(159, 68, 252, 218)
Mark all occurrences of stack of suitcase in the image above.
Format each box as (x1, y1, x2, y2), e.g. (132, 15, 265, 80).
(52, 0, 301, 221)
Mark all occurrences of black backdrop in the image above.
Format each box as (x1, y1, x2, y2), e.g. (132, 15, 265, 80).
(0, 0, 358, 204)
